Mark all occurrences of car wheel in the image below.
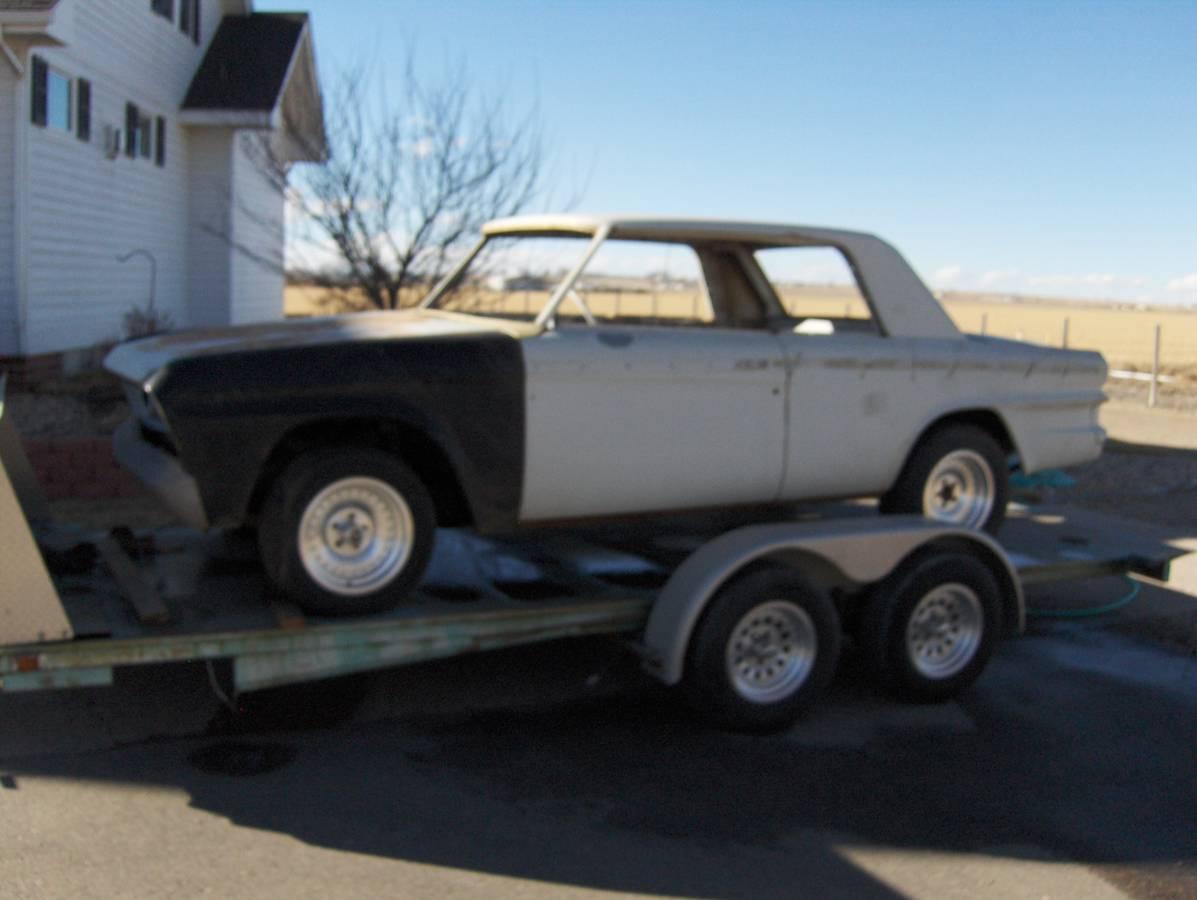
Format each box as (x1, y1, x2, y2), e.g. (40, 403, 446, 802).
(682, 567, 841, 732)
(258, 448, 436, 616)
(860, 552, 1002, 702)
(881, 424, 1008, 533)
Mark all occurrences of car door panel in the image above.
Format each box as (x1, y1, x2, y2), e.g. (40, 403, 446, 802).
(778, 333, 921, 499)
(520, 325, 786, 521)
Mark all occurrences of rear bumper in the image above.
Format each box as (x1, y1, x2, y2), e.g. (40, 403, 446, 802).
(113, 419, 209, 530)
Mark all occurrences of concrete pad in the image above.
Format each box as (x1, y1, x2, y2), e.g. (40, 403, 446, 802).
(1101, 401, 1197, 452)
(835, 842, 1127, 899)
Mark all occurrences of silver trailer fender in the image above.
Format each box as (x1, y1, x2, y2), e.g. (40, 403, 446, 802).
(641, 516, 1023, 685)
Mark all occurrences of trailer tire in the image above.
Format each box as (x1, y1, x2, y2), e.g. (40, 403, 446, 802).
(881, 424, 1008, 534)
(860, 551, 1002, 702)
(682, 567, 841, 733)
(258, 448, 436, 616)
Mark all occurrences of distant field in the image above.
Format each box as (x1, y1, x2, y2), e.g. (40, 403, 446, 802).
(285, 283, 1197, 375)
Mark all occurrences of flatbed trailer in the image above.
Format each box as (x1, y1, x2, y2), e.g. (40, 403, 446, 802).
(1, 388, 1190, 730)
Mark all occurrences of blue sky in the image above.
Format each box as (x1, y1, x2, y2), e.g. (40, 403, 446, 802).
(259, 0, 1197, 305)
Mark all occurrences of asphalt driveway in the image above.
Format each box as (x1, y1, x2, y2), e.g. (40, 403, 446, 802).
(1, 574, 1194, 899)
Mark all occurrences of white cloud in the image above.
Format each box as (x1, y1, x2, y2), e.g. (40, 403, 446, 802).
(931, 265, 962, 287)
(978, 269, 1019, 288)
(1166, 273, 1197, 292)
(1025, 273, 1147, 289)
(409, 137, 435, 158)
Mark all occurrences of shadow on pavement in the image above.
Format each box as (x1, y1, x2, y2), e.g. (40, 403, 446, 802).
(2, 622, 1196, 897)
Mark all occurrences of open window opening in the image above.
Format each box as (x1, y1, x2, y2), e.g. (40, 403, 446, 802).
(754, 246, 879, 336)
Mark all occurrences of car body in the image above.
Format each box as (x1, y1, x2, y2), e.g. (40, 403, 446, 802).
(105, 215, 1107, 613)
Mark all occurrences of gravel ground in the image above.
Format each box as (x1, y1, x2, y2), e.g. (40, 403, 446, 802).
(6, 371, 126, 439)
(1041, 445, 1197, 528)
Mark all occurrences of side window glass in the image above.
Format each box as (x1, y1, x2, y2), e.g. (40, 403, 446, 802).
(571, 240, 713, 326)
(754, 247, 878, 335)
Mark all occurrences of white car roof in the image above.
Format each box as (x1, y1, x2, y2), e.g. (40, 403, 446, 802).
(483, 214, 873, 247)
(482, 214, 963, 340)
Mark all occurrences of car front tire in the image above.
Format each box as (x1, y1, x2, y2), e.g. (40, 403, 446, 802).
(258, 448, 436, 616)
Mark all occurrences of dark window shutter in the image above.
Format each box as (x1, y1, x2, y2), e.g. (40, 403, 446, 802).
(192, 0, 200, 44)
(125, 102, 138, 157)
(155, 117, 165, 166)
(179, 0, 190, 34)
(31, 56, 48, 127)
(76, 78, 91, 141)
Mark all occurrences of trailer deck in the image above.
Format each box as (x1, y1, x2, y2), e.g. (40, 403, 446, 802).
(1, 502, 1187, 695)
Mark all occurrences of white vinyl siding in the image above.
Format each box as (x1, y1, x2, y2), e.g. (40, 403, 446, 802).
(0, 63, 17, 354)
(10, 0, 292, 355)
(22, 47, 189, 354)
(228, 135, 284, 324)
(186, 128, 232, 328)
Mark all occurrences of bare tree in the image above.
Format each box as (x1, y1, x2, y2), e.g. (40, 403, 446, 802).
(257, 57, 546, 311)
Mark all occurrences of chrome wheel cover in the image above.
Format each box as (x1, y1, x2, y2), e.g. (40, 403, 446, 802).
(298, 476, 414, 596)
(725, 600, 817, 704)
(922, 449, 995, 528)
(905, 583, 984, 679)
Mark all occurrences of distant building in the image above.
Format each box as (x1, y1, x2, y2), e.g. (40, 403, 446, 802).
(0, 0, 325, 368)
(503, 273, 553, 292)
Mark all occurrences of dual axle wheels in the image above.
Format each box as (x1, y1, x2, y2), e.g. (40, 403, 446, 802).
(681, 553, 1003, 732)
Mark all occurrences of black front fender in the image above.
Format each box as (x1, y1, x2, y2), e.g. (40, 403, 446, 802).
(155, 334, 525, 531)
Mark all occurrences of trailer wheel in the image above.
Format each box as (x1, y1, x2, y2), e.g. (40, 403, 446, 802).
(258, 448, 436, 616)
(682, 567, 841, 732)
(881, 424, 1008, 534)
(860, 552, 1002, 702)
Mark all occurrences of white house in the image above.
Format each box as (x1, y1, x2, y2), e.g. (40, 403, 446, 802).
(0, 0, 324, 367)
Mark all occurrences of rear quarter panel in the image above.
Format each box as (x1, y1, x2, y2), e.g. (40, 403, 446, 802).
(896, 337, 1106, 477)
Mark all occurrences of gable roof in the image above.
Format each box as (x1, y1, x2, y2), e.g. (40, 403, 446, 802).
(182, 13, 307, 113)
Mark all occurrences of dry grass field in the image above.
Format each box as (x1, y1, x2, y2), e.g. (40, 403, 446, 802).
(285, 283, 1197, 376)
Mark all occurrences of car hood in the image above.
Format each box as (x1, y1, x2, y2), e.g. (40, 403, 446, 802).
(104, 309, 535, 384)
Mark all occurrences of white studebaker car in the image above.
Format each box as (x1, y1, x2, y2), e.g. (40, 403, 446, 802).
(106, 215, 1107, 614)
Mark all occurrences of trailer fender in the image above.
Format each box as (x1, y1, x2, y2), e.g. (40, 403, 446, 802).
(641, 517, 1023, 686)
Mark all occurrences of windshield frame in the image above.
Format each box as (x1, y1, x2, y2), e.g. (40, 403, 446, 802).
(418, 226, 612, 327)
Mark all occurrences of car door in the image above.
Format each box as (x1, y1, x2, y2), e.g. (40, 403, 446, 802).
(519, 323, 787, 521)
(775, 328, 920, 500)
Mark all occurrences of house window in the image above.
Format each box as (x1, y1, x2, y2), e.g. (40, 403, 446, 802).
(155, 116, 166, 167)
(30, 56, 90, 141)
(124, 103, 166, 165)
(179, 0, 200, 43)
(137, 115, 153, 158)
(45, 67, 71, 131)
(151, 0, 174, 20)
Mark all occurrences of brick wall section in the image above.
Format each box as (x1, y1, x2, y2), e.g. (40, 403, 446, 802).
(22, 436, 142, 500)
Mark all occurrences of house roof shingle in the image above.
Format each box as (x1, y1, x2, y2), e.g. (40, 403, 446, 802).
(182, 13, 308, 112)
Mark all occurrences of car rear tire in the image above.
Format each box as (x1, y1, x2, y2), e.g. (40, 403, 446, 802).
(859, 551, 1002, 702)
(881, 424, 1008, 533)
(258, 448, 436, 616)
(682, 567, 841, 732)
